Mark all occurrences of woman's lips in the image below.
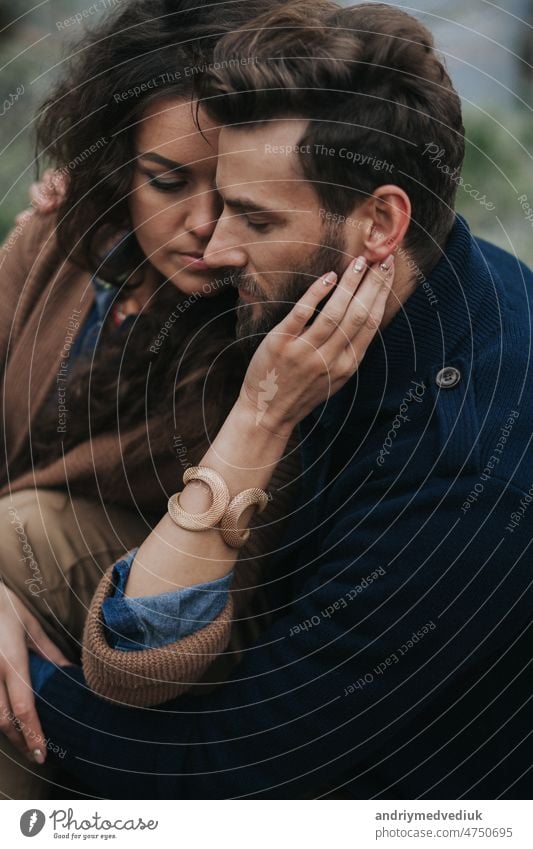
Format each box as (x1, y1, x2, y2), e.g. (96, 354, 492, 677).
(177, 252, 209, 271)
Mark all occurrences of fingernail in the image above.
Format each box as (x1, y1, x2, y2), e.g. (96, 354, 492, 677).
(353, 255, 366, 273)
(379, 254, 394, 272)
(32, 748, 45, 764)
(323, 271, 337, 286)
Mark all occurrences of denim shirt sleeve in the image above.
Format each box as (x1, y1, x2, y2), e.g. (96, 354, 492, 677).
(100, 550, 233, 651)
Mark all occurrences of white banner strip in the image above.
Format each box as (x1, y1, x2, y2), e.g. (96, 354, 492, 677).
(2, 799, 532, 848)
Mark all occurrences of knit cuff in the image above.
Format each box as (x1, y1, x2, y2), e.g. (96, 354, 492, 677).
(82, 565, 234, 707)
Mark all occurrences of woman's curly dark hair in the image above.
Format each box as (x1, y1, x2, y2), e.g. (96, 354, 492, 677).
(30, 0, 283, 499)
(36, 0, 267, 274)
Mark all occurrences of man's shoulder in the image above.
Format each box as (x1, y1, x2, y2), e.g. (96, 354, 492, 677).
(473, 232, 533, 329)
(473, 233, 532, 281)
(322, 226, 533, 510)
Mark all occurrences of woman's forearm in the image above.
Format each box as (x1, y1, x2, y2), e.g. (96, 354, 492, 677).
(125, 259, 394, 600)
(124, 397, 292, 598)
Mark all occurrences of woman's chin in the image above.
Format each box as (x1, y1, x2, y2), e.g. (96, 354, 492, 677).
(151, 253, 231, 297)
(166, 267, 228, 298)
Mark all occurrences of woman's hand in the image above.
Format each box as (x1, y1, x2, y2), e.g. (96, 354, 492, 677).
(15, 169, 67, 226)
(126, 254, 395, 601)
(240, 255, 394, 434)
(0, 583, 69, 763)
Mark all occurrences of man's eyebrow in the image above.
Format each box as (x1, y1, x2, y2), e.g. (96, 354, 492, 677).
(137, 152, 189, 172)
(222, 196, 279, 215)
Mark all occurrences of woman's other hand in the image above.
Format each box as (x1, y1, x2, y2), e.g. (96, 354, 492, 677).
(0, 583, 69, 763)
(15, 169, 67, 226)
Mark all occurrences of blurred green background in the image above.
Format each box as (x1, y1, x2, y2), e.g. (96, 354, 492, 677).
(1, 0, 532, 265)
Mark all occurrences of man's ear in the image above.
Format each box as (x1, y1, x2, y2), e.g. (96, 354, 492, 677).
(356, 186, 411, 263)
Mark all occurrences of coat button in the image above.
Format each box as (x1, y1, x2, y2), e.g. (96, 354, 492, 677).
(436, 366, 461, 389)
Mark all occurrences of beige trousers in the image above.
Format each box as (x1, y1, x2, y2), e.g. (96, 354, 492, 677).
(0, 488, 147, 799)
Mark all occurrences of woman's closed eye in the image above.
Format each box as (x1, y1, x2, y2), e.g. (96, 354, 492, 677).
(138, 167, 187, 193)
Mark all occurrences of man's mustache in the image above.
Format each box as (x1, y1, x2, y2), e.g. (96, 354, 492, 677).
(231, 272, 266, 299)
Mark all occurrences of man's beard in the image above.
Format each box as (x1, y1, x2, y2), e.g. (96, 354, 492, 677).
(233, 227, 347, 354)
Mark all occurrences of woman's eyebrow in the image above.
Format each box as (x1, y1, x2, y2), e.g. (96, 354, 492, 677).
(137, 152, 189, 172)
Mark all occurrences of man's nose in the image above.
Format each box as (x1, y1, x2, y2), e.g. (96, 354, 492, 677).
(204, 215, 248, 270)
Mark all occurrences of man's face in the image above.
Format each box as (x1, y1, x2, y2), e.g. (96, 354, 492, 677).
(204, 121, 360, 348)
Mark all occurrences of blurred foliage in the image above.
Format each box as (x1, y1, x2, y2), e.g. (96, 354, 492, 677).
(457, 109, 533, 265)
(0, 1, 58, 239)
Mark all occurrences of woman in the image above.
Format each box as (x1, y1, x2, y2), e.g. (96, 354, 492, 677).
(0, 0, 391, 799)
(0, 0, 303, 797)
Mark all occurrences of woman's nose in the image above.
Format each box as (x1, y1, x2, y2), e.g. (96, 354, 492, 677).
(185, 194, 221, 241)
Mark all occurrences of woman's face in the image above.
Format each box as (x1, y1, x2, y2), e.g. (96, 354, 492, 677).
(129, 97, 223, 296)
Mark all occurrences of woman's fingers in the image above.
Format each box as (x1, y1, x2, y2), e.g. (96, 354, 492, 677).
(5, 663, 46, 763)
(303, 254, 371, 347)
(326, 254, 394, 354)
(44, 168, 66, 196)
(14, 209, 34, 227)
(42, 168, 57, 185)
(277, 270, 338, 337)
(14, 169, 67, 228)
(43, 169, 67, 205)
(269, 254, 393, 360)
(334, 260, 394, 377)
(29, 182, 56, 213)
(0, 588, 50, 761)
(0, 680, 27, 755)
(29, 169, 66, 214)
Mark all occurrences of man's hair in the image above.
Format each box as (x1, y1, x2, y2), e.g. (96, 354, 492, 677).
(200, 1, 465, 272)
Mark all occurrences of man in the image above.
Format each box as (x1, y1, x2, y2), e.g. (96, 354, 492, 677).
(29, 2, 533, 798)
